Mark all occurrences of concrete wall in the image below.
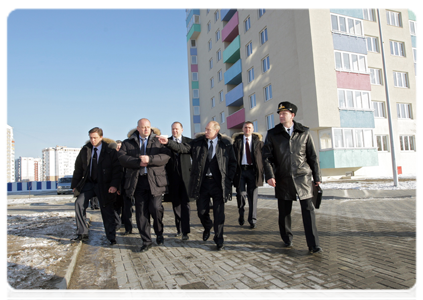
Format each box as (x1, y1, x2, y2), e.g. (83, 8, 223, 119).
(7, 181, 58, 192)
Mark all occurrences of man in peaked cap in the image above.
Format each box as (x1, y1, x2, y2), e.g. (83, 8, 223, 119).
(262, 101, 323, 254)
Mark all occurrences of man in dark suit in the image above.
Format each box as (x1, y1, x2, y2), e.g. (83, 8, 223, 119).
(70, 127, 122, 245)
(164, 122, 193, 240)
(118, 118, 171, 253)
(232, 121, 264, 229)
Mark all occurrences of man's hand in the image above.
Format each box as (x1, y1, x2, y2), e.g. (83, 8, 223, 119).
(140, 155, 150, 164)
(267, 178, 276, 187)
(315, 181, 321, 186)
(108, 186, 117, 193)
(157, 136, 168, 145)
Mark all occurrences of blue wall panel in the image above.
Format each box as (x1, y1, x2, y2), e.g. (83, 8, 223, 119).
(192, 98, 200, 106)
(340, 110, 375, 128)
(193, 115, 201, 123)
(333, 33, 367, 54)
(330, 9, 363, 19)
(190, 48, 197, 55)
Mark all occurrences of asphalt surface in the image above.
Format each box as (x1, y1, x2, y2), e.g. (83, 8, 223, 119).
(7, 187, 417, 298)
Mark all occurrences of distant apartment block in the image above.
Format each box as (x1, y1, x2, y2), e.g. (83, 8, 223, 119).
(185, 9, 417, 177)
(6, 125, 15, 182)
(42, 146, 80, 181)
(15, 157, 42, 182)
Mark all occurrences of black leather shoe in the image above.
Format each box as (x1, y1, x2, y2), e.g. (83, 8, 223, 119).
(71, 234, 88, 242)
(156, 235, 164, 246)
(203, 229, 210, 241)
(309, 246, 322, 254)
(182, 234, 189, 241)
(238, 216, 244, 226)
(140, 244, 152, 252)
(216, 244, 224, 251)
(283, 242, 293, 248)
(123, 230, 132, 235)
(110, 239, 117, 245)
(175, 232, 181, 237)
(249, 223, 256, 229)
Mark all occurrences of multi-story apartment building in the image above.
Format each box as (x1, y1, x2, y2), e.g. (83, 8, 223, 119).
(42, 146, 80, 181)
(15, 157, 42, 182)
(185, 9, 416, 177)
(6, 125, 15, 182)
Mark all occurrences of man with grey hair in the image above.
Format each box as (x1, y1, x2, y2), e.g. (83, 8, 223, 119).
(159, 121, 237, 251)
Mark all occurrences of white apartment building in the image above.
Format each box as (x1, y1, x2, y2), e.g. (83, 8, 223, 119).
(6, 125, 15, 182)
(42, 146, 81, 181)
(15, 157, 42, 182)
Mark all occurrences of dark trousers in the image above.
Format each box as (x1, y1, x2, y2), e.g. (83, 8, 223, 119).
(121, 194, 134, 232)
(171, 181, 191, 234)
(134, 176, 164, 246)
(277, 197, 319, 248)
(197, 177, 225, 245)
(236, 168, 258, 225)
(74, 182, 116, 241)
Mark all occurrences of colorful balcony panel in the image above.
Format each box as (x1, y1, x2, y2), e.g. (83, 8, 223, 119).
(333, 33, 367, 54)
(224, 59, 242, 86)
(223, 35, 241, 64)
(222, 11, 239, 43)
(227, 108, 245, 129)
(191, 81, 199, 89)
(187, 24, 201, 41)
(185, 9, 200, 26)
(225, 83, 244, 107)
(330, 9, 363, 19)
(336, 71, 371, 91)
(221, 9, 237, 21)
(339, 110, 375, 128)
(319, 148, 378, 169)
(193, 115, 201, 123)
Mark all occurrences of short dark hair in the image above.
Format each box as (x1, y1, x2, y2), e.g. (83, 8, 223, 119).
(116, 140, 122, 144)
(89, 127, 103, 137)
(243, 121, 254, 127)
(172, 121, 183, 128)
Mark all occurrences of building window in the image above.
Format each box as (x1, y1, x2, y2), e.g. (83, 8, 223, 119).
(191, 40, 196, 47)
(413, 48, 420, 64)
(207, 21, 211, 32)
(214, 10, 219, 22)
(262, 56, 270, 73)
(390, 40, 405, 57)
(253, 120, 258, 132)
(210, 77, 214, 88)
(194, 123, 201, 133)
(260, 28, 268, 44)
(217, 49, 222, 61)
(397, 103, 412, 119)
(191, 56, 197, 64)
(386, 10, 402, 27)
(393, 72, 409, 88)
(193, 89, 199, 98)
(248, 67, 255, 83)
(266, 114, 274, 130)
(363, 9, 376, 21)
(212, 116, 216, 121)
(245, 17, 251, 32)
(413, 48, 417, 75)
(409, 20, 417, 36)
(400, 136, 415, 151)
(192, 72, 198, 81)
(209, 58, 213, 69)
(264, 84, 273, 101)
(208, 39, 212, 51)
(246, 42, 253, 57)
(319, 130, 333, 150)
(219, 90, 224, 102)
(220, 111, 225, 123)
(366, 36, 379, 52)
(218, 70, 222, 82)
(331, 14, 363, 36)
(250, 93, 256, 108)
(334, 51, 367, 73)
(333, 128, 374, 149)
(369, 68, 382, 85)
(376, 135, 389, 152)
(216, 30, 220, 42)
(338, 89, 371, 110)
(258, 9, 266, 18)
(373, 101, 386, 118)
(193, 106, 200, 115)
(211, 97, 215, 107)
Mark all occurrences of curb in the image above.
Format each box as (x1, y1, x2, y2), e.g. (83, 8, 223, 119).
(55, 241, 83, 289)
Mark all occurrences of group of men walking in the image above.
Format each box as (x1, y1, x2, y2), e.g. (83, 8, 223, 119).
(70, 101, 322, 254)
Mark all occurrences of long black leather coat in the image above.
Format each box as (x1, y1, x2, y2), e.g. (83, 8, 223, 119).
(166, 133, 237, 202)
(118, 128, 171, 198)
(262, 121, 321, 200)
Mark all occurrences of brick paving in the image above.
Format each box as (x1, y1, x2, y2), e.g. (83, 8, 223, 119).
(111, 195, 416, 290)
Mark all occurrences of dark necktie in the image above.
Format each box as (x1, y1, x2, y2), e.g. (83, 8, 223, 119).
(91, 148, 98, 182)
(207, 140, 213, 175)
(245, 138, 252, 165)
(140, 138, 147, 175)
(287, 128, 290, 136)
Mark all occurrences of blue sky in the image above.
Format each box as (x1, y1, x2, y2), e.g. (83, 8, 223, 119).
(8, 9, 191, 158)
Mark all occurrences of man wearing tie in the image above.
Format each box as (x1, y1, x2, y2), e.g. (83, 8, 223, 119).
(158, 121, 237, 251)
(164, 122, 193, 240)
(232, 121, 264, 229)
(71, 127, 122, 245)
(118, 118, 171, 252)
